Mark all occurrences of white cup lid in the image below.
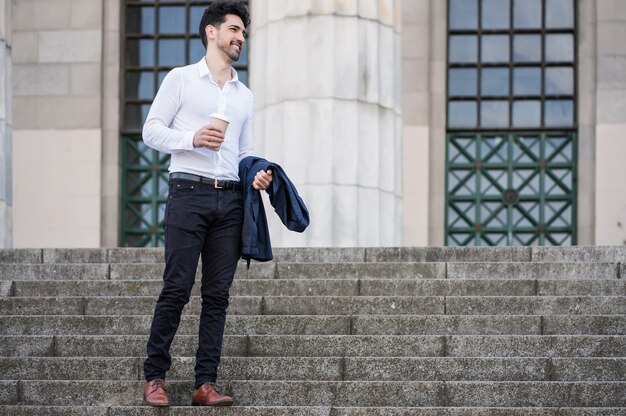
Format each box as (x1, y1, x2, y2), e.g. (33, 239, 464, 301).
(209, 113, 230, 123)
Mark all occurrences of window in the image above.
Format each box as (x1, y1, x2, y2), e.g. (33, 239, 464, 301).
(121, 0, 249, 246)
(445, 0, 577, 246)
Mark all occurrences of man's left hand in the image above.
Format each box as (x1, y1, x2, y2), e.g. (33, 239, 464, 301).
(252, 169, 273, 190)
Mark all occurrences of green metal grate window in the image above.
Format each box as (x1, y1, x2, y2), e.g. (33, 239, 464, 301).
(445, 0, 577, 246)
(446, 131, 577, 246)
(120, 0, 249, 246)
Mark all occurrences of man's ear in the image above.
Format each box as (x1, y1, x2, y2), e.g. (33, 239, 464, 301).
(205, 24, 216, 41)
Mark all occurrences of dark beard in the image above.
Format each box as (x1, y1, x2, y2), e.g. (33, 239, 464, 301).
(219, 41, 241, 62)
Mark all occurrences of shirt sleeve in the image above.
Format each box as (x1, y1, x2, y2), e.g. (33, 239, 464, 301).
(142, 69, 195, 154)
(238, 95, 255, 161)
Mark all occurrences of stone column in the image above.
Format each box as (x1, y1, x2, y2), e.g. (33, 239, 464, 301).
(0, 0, 12, 247)
(250, 0, 403, 247)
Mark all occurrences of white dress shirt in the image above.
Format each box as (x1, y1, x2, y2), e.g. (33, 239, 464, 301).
(143, 58, 254, 181)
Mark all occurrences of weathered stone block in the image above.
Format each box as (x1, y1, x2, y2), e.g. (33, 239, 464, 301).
(276, 262, 444, 279)
(0, 335, 54, 357)
(11, 31, 38, 63)
(43, 248, 107, 263)
(13, 64, 70, 96)
(38, 30, 102, 63)
(353, 315, 541, 336)
(0, 248, 41, 263)
(248, 335, 445, 357)
(344, 357, 548, 381)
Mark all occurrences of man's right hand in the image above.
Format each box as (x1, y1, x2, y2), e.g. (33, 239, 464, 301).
(193, 125, 225, 151)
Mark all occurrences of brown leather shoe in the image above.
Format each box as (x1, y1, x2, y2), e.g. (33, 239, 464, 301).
(191, 383, 234, 406)
(143, 379, 170, 407)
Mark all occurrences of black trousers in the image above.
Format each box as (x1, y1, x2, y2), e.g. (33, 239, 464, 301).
(144, 178, 243, 388)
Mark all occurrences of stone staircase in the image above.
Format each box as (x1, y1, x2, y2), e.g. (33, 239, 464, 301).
(0, 246, 625, 415)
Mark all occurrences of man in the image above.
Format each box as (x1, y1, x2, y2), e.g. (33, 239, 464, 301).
(141, 1, 272, 407)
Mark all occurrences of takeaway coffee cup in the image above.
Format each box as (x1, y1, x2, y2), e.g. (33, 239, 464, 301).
(209, 113, 230, 133)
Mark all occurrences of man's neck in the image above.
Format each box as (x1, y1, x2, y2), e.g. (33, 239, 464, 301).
(205, 52, 232, 87)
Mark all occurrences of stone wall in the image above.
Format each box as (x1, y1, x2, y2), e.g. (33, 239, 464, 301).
(401, 0, 447, 246)
(0, 0, 11, 247)
(594, 0, 626, 245)
(11, 0, 103, 247)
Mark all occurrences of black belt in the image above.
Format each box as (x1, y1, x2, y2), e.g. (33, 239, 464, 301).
(170, 172, 241, 190)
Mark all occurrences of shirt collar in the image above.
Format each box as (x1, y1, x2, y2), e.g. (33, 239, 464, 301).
(197, 58, 240, 88)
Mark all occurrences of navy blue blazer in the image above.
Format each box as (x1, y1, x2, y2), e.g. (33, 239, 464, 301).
(238, 156, 310, 266)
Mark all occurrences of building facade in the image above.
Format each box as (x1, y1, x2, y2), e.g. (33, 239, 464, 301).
(2, 0, 625, 248)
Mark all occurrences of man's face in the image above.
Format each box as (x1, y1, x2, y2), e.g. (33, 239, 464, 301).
(211, 14, 246, 62)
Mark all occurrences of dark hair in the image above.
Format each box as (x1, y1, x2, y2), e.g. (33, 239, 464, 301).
(199, 1, 250, 48)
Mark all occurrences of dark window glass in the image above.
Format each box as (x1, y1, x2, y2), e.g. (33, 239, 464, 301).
(481, 68, 509, 96)
(513, 67, 541, 96)
(482, 0, 509, 29)
(449, 101, 478, 128)
(513, 100, 541, 127)
(545, 100, 574, 126)
(481, 100, 509, 128)
(449, 68, 478, 96)
(513, 35, 542, 63)
(449, 35, 478, 63)
(159, 6, 186, 34)
(546, 0, 574, 28)
(545, 67, 574, 95)
(158, 70, 168, 88)
(126, 39, 155, 67)
(124, 103, 152, 130)
(446, 0, 576, 130)
(190, 6, 206, 33)
(126, 6, 155, 34)
(449, 0, 478, 29)
(158, 39, 186, 66)
(546, 34, 574, 62)
(125, 71, 155, 99)
(188, 39, 205, 62)
(514, 0, 542, 29)
(238, 41, 249, 66)
(482, 35, 509, 63)
(238, 70, 248, 86)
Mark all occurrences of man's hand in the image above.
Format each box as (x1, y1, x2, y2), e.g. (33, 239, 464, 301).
(253, 169, 273, 190)
(193, 125, 225, 151)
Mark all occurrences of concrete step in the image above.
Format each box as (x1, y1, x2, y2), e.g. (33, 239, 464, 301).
(2, 295, 624, 316)
(446, 296, 626, 315)
(2, 406, 625, 416)
(1, 380, 624, 407)
(1, 262, 622, 281)
(2, 315, 624, 336)
(2, 246, 624, 265)
(6, 278, 626, 298)
(531, 246, 626, 263)
(445, 335, 626, 358)
(0, 247, 369, 264)
(1, 356, 623, 382)
(0, 334, 443, 358)
(121, 407, 626, 416)
(0, 247, 532, 265)
(110, 262, 448, 280)
(0, 296, 446, 316)
(354, 315, 626, 336)
(2, 335, 625, 358)
(0, 406, 331, 416)
(369, 246, 626, 264)
(446, 262, 621, 279)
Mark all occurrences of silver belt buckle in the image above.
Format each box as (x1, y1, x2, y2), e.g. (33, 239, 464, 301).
(214, 178, 223, 189)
